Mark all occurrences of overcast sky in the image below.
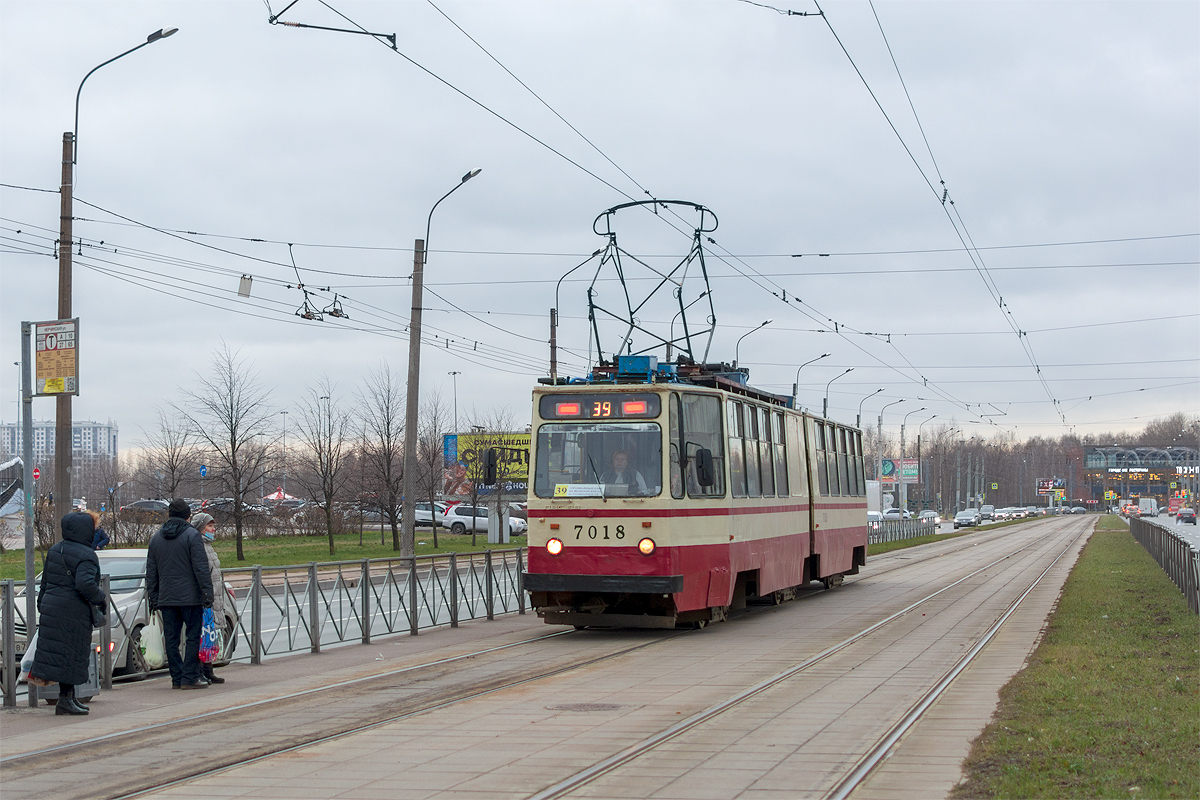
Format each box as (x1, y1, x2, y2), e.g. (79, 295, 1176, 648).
(2, 0, 1197, 452)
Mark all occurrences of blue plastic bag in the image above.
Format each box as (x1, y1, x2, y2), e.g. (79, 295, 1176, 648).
(198, 607, 220, 663)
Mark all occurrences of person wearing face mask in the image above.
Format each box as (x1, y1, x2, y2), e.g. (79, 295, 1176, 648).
(190, 512, 226, 685)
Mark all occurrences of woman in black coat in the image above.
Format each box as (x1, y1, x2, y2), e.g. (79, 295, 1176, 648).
(30, 512, 107, 715)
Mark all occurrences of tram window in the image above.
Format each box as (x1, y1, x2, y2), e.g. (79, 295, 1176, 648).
(845, 428, 858, 496)
(774, 412, 789, 496)
(854, 431, 866, 496)
(533, 422, 662, 498)
(669, 394, 684, 499)
(683, 393, 725, 497)
(815, 420, 829, 497)
(837, 428, 851, 497)
(824, 423, 839, 496)
(759, 407, 775, 497)
(728, 402, 746, 498)
(745, 404, 762, 497)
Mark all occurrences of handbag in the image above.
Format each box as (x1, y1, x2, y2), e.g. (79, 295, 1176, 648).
(198, 606, 220, 664)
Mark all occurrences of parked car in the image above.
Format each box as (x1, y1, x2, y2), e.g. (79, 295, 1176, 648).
(414, 501, 447, 528)
(1177, 508, 1196, 525)
(954, 509, 981, 529)
(119, 499, 169, 524)
(919, 510, 940, 525)
(9, 549, 239, 681)
(882, 508, 911, 520)
(443, 504, 528, 535)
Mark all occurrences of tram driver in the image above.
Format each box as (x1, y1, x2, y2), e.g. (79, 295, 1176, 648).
(602, 450, 649, 496)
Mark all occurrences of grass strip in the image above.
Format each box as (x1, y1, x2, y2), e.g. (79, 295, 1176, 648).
(0, 531, 526, 580)
(869, 529, 974, 556)
(951, 516, 1199, 799)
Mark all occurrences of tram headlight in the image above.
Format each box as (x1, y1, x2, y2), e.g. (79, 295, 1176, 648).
(637, 537, 656, 556)
(546, 538, 564, 556)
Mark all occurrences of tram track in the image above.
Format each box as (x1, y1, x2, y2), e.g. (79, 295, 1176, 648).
(528, 515, 1091, 800)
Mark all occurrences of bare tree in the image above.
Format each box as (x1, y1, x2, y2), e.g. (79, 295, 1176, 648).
(359, 364, 404, 551)
(175, 343, 276, 561)
(292, 378, 352, 557)
(416, 392, 451, 548)
(139, 408, 200, 500)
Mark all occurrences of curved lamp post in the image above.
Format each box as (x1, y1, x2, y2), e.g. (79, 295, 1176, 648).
(401, 169, 481, 557)
(822, 368, 853, 419)
(856, 387, 884, 428)
(877, 398, 905, 485)
(898, 407, 926, 513)
(792, 353, 831, 409)
(733, 320, 771, 368)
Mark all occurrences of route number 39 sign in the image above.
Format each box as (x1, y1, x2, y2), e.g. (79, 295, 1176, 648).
(34, 318, 79, 396)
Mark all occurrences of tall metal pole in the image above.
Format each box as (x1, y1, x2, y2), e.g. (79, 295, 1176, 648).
(823, 368, 853, 419)
(448, 371, 460, 433)
(21, 323, 36, 707)
(54, 133, 74, 528)
(899, 407, 926, 515)
(401, 169, 481, 559)
(279, 410, 288, 495)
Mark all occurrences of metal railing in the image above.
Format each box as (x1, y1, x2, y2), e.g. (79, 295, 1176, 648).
(1130, 517, 1199, 614)
(868, 518, 937, 545)
(1, 547, 526, 707)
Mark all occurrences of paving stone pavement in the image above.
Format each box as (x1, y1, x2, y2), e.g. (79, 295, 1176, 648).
(1, 518, 1092, 800)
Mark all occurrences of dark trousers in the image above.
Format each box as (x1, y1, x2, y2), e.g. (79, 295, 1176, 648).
(161, 605, 203, 685)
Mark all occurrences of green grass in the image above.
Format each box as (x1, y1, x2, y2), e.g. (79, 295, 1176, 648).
(0, 528, 525, 580)
(869, 529, 974, 556)
(951, 515, 1199, 799)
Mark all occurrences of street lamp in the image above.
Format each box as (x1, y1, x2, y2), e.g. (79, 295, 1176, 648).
(822, 368, 853, 419)
(279, 410, 289, 496)
(792, 353, 831, 409)
(401, 169, 482, 558)
(916, 413, 937, 510)
(54, 27, 178, 528)
(448, 371, 461, 433)
(877, 398, 905, 488)
(733, 320, 771, 368)
(898, 407, 926, 513)
(856, 387, 884, 428)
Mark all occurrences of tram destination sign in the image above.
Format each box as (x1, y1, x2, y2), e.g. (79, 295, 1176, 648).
(34, 318, 79, 396)
(540, 393, 661, 420)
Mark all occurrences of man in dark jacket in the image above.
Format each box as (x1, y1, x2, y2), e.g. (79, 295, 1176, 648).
(147, 499, 214, 689)
(31, 512, 107, 715)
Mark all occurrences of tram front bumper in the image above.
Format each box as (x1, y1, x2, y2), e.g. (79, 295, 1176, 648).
(523, 573, 684, 594)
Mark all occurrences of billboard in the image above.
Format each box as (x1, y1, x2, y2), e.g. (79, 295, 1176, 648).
(901, 457, 919, 484)
(1037, 478, 1065, 496)
(880, 458, 898, 485)
(443, 432, 530, 497)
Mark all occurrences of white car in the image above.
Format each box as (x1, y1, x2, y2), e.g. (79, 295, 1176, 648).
(443, 504, 528, 535)
(919, 510, 940, 525)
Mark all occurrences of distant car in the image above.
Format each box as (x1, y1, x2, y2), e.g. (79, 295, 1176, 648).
(867, 511, 882, 531)
(882, 508, 911, 520)
(443, 504, 527, 535)
(919, 510, 940, 525)
(414, 501, 447, 528)
(119, 499, 169, 524)
(1071, 506, 1087, 515)
(1177, 508, 1196, 524)
(979, 505, 995, 521)
(954, 509, 980, 529)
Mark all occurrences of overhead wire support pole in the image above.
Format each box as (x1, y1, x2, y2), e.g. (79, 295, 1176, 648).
(269, 2, 396, 48)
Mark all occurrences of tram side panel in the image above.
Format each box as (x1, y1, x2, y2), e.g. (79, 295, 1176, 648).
(804, 415, 868, 579)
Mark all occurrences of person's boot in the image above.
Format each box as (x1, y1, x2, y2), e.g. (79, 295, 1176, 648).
(65, 685, 90, 711)
(55, 686, 87, 716)
(203, 663, 225, 684)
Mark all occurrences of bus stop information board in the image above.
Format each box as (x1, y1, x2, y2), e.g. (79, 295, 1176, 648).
(34, 318, 79, 396)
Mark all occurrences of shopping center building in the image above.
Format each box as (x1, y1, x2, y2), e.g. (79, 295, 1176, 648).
(1083, 446, 1199, 508)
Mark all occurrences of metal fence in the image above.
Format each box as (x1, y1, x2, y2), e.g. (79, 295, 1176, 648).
(868, 518, 937, 545)
(1130, 517, 1199, 614)
(1, 547, 526, 707)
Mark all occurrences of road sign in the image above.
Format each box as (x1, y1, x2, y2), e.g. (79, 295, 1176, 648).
(33, 318, 79, 396)
(991, 482, 999, 490)
(199, 465, 208, 477)
(32, 467, 40, 480)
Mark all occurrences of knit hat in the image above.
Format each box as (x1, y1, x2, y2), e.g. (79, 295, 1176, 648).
(192, 512, 214, 533)
(168, 498, 192, 519)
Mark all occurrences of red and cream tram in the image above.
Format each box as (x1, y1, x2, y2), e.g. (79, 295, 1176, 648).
(523, 356, 868, 628)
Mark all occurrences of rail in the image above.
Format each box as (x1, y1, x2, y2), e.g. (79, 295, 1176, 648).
(867, 518, 936, 545)
(1129, 516, 1199, 614)
(1, 547, 526, 707)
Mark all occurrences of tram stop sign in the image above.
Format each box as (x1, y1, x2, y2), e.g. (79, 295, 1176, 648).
(199, 465, 208, 478)
(32, 467, 40, 480)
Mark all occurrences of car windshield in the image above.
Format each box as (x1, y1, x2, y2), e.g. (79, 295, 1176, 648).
(534, 422, 662, 498)
(100, 557, 146, 593)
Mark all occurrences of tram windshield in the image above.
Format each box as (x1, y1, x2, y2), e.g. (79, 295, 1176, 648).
(534, 422, 662, 498)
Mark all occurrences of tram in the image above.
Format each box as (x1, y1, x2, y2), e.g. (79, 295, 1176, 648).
(523, 355, 868, 629)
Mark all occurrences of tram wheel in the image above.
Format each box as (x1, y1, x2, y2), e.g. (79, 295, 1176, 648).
(573, 625, 588, 631)
(691, 619, 707, 630)
(822, 574, 844, 590)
